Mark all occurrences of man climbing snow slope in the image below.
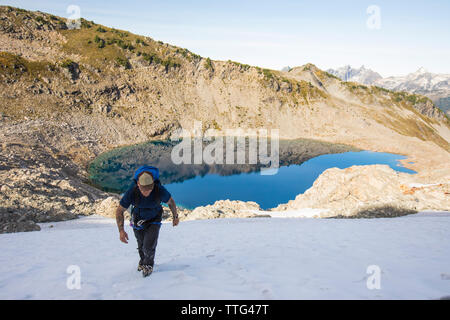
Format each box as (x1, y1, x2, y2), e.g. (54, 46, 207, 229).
(115, 166, 180, 277)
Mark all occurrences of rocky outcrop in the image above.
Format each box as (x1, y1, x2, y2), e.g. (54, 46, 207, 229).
(0, 164, 104, 233)
(273, 165, 450, 218)
(95, 196, 121, 219)
(0, 208, 41, 233)
(413, 99, 446, 121)
(0, 120, 111, 233)
(61, 61, 80, 81)
(186, 200, 261, 220)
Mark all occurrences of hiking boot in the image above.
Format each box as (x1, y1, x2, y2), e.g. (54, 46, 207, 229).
(142, 265, 153, 278)
(137, 262, 144, 272)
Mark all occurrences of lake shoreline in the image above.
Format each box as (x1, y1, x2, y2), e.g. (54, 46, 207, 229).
(88, 139, 418, 210)
(1, 118, 449, 233)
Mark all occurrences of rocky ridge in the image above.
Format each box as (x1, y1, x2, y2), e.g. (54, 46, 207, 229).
(327, 65, 450, 116)
(274, 165, 449, 218)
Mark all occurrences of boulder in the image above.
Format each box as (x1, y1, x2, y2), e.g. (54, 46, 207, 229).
(95, 196, 120, 218)
(188, 200, 261, 220)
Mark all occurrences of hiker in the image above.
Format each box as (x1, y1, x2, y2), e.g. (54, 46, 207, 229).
(115, 166, 179, 277)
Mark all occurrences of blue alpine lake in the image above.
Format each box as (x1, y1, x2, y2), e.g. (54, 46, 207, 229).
(89, 139, 416, 210)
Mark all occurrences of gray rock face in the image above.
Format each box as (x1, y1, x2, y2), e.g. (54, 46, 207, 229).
(413, 99, 446, 120)
(0, 122, 110, 233)
(0, 208, 41, 233)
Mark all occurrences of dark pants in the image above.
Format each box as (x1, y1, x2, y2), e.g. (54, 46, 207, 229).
(133, 224, 161, 267)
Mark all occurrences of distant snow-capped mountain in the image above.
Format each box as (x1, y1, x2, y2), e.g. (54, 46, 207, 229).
(374, 68, 450, 115)
(326, 65, 383, 85)
(374, 67, 450, 99)
(327, 65, 450, 115)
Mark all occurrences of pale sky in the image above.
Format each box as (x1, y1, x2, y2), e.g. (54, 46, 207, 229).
(2, 0, 450, 77)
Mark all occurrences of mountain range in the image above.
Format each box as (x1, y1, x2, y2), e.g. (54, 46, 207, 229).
(327, 66, 450, 115)
(324, 65, 383, 86)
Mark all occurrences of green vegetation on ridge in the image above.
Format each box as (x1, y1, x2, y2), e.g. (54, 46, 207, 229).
(0, 5, 191, 72)
(0, 51, 55, 78)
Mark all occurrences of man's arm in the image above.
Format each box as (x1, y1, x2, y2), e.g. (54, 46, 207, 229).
(116, 205, 129, 243)
(167, 197, 179, 226)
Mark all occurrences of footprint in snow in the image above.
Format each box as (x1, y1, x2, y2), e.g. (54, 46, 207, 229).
(156, 263, 190, 272)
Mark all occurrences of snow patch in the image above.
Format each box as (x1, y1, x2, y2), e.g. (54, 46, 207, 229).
(251, 208, 329, 218)
(1, 213, 449, 299)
